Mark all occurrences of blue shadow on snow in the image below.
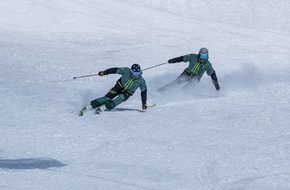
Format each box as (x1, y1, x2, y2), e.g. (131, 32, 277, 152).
(0, 158, 66, 170)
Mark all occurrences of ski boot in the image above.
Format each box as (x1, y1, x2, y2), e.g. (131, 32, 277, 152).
(79, 104, 92, 116)
(95, 105, 106, 115)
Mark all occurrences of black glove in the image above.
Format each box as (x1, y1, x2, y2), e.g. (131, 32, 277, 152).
(98, 71, 105, 76)
(214, 83, 220, 91)
(211, 71, 220, 91)
(168, 56, 184, 64)
(142, 103, 147, 110)
(141, 90, 147, 109)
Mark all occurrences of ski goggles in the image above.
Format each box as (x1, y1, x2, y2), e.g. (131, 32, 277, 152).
(131, 71, 141, 77)
(199, 54, 208, 60)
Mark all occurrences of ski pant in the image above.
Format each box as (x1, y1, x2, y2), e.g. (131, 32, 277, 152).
(90, 83, 131, 110)
(158, 71, 200, 92)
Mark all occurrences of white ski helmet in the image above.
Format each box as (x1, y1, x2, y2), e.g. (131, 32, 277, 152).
(198, 47, 209, 60)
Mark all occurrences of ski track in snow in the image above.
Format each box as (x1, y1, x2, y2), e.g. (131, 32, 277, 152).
(1, 1, 290, 190)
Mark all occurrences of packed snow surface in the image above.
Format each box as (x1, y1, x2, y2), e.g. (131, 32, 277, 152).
(0, 0, 290, 189)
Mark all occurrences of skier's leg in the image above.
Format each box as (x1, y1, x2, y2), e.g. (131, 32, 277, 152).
(79, 96, 111, 116)
(184, 75, 200, 89)
(79, 85, 120, 116)
(90, 84, 121, 108)
(158, 72, 189, 92)
(105, 93, 130, 110)
(90, 97, 111, 108)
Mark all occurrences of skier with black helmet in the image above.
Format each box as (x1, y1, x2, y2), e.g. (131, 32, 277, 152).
(79, 64, 147, 116)
(158, 47, 220, 92)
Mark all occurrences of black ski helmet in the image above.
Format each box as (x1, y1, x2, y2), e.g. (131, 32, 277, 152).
(131, 64, 141, 72)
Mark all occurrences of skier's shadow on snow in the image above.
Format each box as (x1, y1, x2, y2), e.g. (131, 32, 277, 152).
(112, 108, 145, 112)
(0, 158, 66, 170)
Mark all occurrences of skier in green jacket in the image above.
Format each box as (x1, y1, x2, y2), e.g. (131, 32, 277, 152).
(79, 64, 147, 116)
(159, 48, 220, 92)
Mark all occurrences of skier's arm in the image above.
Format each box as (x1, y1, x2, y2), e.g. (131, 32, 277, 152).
(211, 71, 220, 91)
(98, 68, 118, 76)
(141, 89, 147, 110)
(168, 56, 184, 63)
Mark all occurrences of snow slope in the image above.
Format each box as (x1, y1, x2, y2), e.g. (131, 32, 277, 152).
(0, 0, 290, 190)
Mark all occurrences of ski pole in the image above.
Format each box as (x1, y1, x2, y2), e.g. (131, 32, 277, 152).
(142, 62, 168, 71)
(73, 73, 99, 80)
(73, 61, 168, 79)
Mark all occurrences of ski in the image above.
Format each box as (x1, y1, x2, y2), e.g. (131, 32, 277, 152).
(112, 103, 156, 113)
(79, 106, 91, 116)
(146, 103, 157, 109)
(79, 104, 156, 116)
(98, 104, 156, 114)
